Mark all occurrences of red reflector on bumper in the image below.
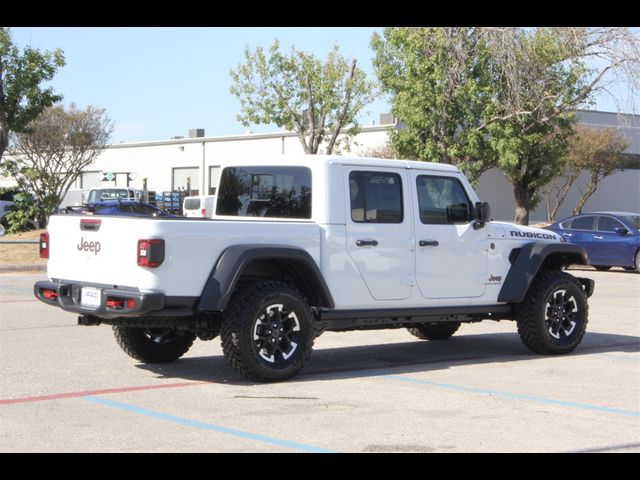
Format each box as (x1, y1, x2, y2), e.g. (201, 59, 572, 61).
(42, 289, 58, 300)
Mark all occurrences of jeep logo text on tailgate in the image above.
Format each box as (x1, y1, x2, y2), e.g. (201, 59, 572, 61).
(77, 237, 101, 255)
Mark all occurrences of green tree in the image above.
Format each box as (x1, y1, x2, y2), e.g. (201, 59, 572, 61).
(484, 28, 590, 224)
(543, 125, 629, 221)
(1, 104, 112, 230)
(372, 27, 639, 224)
(371, 27, 497, 183)
(230, 40, 377, 155)
(0, 27, 65, 164)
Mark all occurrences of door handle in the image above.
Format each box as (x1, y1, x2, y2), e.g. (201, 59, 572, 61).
(419, 240, 439, 247)
(356, 239, 378, 247)
(562, 233, 573, 237)
(593, 235, 604, 240)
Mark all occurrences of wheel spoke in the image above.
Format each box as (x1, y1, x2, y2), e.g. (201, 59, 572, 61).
(544, 289, 580, 340)
(252, 303, 301, 366)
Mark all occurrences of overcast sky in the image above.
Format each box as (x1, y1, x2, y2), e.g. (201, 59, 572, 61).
(9, 27, 629, 144)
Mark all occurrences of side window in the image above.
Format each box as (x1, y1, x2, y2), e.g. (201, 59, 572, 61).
(215, 166, 311, 219)
(597, 216, 623, 232)
(570, 216, 595, 231)
(114, 205, 133, 214)
(130, 204, 153, 215)
(349, 171, 403, 223)
(416, 175, 472, 224)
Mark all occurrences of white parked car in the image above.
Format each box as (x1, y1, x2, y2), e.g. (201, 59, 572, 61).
(183, 195, 217, 218)
(35, 155, 594, 382)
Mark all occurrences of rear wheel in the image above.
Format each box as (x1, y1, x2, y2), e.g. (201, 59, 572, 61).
(515, 270, 588, 355)
(221, 281, 314, 382)
(407, 322, 461, 341)
(113, 326, 196, 363)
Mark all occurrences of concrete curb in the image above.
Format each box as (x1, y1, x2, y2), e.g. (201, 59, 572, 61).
(0, 264, 47, 273)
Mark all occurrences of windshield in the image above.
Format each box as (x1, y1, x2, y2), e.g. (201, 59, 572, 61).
(620, 215, 640, 231)
(88, 189, 131, 203)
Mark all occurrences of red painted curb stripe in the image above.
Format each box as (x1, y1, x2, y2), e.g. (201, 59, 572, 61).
(0, 381, 207, 406)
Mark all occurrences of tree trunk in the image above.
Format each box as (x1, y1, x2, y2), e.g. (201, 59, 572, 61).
(513, 182, 532, 225)
(572, 172, 599, 216)
(0, 116, 8, 164)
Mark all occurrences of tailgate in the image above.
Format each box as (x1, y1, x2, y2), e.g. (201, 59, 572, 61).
(46, 214, 157, 288)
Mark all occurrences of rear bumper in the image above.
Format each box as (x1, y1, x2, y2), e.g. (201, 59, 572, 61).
(34, 280, 166, 319)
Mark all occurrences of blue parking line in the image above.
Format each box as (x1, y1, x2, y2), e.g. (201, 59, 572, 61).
(382, 375, 640, 418)
(82, 396, 335, 453)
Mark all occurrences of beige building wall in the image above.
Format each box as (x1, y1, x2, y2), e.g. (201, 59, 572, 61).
(475, 168, 640, 223)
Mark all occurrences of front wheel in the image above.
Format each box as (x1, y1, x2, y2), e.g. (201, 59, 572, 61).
(221, 281, 314, 382)
(113, 327, 196, 363)
(515, 270, 588, 355)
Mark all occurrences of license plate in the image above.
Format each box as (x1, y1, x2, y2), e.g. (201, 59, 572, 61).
(81, 286, 101, 308)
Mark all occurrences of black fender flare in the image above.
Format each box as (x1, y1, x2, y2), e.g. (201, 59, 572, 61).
(197, 244, 335, 312)
(497, 242, 589, 303)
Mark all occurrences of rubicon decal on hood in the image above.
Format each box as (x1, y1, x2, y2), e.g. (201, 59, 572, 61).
(509, 231, 557, 240)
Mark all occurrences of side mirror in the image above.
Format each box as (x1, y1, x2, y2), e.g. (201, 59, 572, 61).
(473, 202, 491, 230)
(446, 203, 471, 224)
(614, 227, 629, 236)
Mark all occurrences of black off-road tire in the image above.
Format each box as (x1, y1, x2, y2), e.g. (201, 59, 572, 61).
(593, 265, 611, 271)
(515, 270, 588, 355)
(113, 326, 196, 363)
(407, 322, 461, 340)
(221, 281, 314, 382)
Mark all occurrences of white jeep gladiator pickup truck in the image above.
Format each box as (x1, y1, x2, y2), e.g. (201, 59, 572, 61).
(35, 155, 594, 382)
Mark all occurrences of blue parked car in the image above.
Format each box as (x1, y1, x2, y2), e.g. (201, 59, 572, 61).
(546, 212, 640, 272)
(63, 200, 174, 218)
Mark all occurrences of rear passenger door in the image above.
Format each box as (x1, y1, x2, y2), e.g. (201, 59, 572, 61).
(345, 167, 414, 301)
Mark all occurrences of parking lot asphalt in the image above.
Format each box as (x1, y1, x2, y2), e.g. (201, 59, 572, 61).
(1, 269, 638, 452)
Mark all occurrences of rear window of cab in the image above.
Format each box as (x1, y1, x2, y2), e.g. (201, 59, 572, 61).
(215, 166, 312, 219)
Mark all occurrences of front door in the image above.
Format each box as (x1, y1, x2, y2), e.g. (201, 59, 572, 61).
(411, 172, 487, 299)
(593, 215, 631, 266)
(344, 167, 414, 301)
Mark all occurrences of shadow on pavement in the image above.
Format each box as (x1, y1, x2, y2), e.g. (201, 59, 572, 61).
(136, 330, 640, 386)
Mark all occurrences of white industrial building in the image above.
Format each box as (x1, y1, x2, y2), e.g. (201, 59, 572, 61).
(2, 110, 638, 222)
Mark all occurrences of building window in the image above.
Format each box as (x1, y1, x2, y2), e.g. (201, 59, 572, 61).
(216, 166, 311, 219)
(172, 167, 199, 196)
(209, 166, 221, 195)
(80, 171, 101, 189)
(349, 171, 403, 223)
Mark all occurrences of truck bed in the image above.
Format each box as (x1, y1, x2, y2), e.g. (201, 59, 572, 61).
(46, 214, 321, 298)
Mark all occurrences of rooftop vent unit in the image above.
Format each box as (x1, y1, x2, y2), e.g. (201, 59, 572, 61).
(188, 128, 205, 138)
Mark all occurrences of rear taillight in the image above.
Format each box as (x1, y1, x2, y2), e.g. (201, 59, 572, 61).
(137, 239, 165, 268)
(201, 208, 207, 216)
(39, 232, 49, 258)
